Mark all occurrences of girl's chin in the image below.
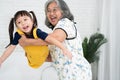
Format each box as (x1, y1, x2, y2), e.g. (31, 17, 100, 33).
(24, 31, 30, 34)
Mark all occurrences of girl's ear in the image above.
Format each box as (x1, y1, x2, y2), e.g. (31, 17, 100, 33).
(32, 19, 34, 24)
(31, 19, 34, 25)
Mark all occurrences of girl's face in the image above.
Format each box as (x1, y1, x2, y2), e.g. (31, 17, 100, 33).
(16, 15, 33, 34)
(47, 2, 62, 26)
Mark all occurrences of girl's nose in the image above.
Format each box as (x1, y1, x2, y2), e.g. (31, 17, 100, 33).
(21, 21, 25, 26)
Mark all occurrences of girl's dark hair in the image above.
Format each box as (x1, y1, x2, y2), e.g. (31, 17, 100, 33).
(45, 0, 74, 29)
(7, 10, 38, 47)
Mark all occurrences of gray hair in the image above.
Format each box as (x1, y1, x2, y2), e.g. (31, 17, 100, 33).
(44, 0, 74, 29)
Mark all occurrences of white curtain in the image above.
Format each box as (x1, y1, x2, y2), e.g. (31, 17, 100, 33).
(98, 0, 120, 80)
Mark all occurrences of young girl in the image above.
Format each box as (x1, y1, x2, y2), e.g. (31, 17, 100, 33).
(0, 10, 72, 68)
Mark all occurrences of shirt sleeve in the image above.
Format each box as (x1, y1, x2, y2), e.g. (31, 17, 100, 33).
(11, 32, 21, 45)
(36, 29, 48, 40)
(54, 18, 77, 39)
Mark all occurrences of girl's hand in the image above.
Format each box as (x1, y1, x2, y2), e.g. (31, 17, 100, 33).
(0, 57, 3, 67)
(63, 49, 72, 60)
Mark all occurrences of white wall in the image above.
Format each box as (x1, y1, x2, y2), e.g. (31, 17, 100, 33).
(0, 0, 98, 80)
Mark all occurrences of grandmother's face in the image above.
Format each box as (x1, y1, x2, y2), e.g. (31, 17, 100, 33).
(46, 2, 62, 26)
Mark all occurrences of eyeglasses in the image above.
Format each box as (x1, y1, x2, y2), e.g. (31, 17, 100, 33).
(47, 7, 60, 14)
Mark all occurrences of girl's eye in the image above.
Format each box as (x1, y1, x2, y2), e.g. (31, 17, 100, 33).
(24, 19, 27, 21)
(17, 22, 21, 24)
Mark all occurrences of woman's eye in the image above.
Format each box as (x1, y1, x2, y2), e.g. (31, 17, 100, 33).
(47, 10, 51, 13)
(53, 8, 57, 12)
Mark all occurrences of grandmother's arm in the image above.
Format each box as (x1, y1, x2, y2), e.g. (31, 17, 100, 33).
(19, 35, 48, 47)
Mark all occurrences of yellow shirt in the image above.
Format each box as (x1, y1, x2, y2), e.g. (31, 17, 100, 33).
(17, 28, 49, 68)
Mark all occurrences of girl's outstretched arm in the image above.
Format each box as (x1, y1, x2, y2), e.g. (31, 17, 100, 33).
(0, 45, 16, 66)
